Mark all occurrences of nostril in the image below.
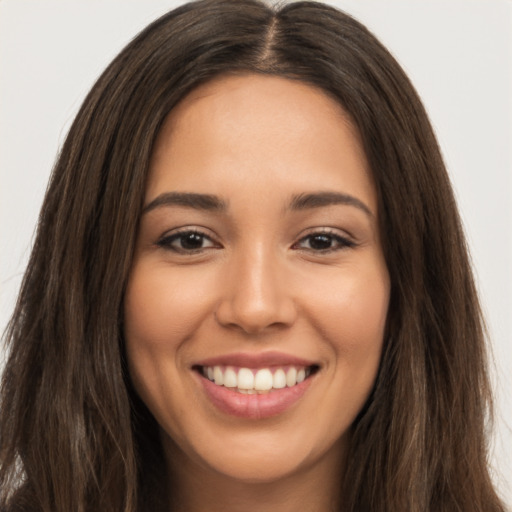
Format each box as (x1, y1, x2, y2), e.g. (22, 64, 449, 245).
(214, 303, 297, 334)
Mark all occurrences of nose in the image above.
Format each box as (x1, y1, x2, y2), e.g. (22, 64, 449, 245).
(214, 245, 297, 334)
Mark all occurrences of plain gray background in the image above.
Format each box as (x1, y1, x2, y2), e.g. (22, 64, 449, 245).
(1, 0, 511, 504)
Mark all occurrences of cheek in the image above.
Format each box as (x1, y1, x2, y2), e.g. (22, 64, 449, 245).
(124, 261, 212, 346)
(122, 261, 209, 408)
(304, 258, 389, 403)
(310, 261, 389, 349)
(321, 267, 389, 431)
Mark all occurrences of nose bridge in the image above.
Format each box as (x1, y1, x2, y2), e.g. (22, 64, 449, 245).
(215, 240, 296, 333)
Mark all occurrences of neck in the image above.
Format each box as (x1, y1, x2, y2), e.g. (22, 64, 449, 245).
(163, 435, 346, 512)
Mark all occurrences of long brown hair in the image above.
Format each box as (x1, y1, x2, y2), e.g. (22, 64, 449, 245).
(0, 1, 506, 511)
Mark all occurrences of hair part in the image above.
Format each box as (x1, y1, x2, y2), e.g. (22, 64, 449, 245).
(0, 1, 505, 511)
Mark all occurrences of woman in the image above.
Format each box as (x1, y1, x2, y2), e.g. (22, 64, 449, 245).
(0, 0, 507, 510)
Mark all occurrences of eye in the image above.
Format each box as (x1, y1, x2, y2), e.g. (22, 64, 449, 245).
(156, 229, 218, 253)
(294, 231, 355, 253)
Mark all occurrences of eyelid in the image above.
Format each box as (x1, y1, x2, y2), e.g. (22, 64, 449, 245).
(292, 227, 356, 252)
(153, 225, 355, 255)
(156, 226, 221, 252)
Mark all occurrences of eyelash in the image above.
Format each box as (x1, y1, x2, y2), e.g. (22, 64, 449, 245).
(156, 229, 218, 254)
(156, 228, 355, 254)
(293, 229, 356, 253)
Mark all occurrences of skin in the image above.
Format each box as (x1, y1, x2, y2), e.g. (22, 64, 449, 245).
(124, 74, 390, 512)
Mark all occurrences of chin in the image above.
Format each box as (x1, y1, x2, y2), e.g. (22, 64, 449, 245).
(161, 419, 348, 486)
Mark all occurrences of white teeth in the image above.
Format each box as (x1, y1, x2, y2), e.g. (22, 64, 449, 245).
(213, 366, 224, 385)
(203, 364, 314, 392)
(223, 367, 237, 388)
(237, 368, 254, 389)
(286, 367, 297, 387)
(273, 369, 286, 389)
(254, 369, 273, 391)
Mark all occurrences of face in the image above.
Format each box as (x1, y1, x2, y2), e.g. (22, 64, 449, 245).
(124, 74, 390, 485)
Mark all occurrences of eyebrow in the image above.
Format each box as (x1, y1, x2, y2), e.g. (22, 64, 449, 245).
(289, 191, 373, 217)
(142, 192, 228, 214)
(142, 190, 373, 217)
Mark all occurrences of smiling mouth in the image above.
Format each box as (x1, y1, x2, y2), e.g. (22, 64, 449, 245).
(194, 365, 319, 394)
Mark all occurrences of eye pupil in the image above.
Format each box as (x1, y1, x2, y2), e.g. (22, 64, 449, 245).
(309, 234, 332, 250)
(181, 233, 204, 249)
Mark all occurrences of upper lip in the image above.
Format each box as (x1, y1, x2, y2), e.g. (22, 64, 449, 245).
(194, 351, 318, 369)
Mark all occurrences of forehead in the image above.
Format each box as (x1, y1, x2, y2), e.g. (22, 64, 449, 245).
(147, 74, 376, 213)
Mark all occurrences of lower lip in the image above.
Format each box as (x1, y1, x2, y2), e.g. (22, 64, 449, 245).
(198, 374, 313, 419)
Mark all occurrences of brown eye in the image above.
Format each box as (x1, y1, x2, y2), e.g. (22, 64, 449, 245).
(178, 232, 207, 250)
(295, 231, 355, 252)
(157, 230, 217, 253)
(308, 234, 335, 250)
